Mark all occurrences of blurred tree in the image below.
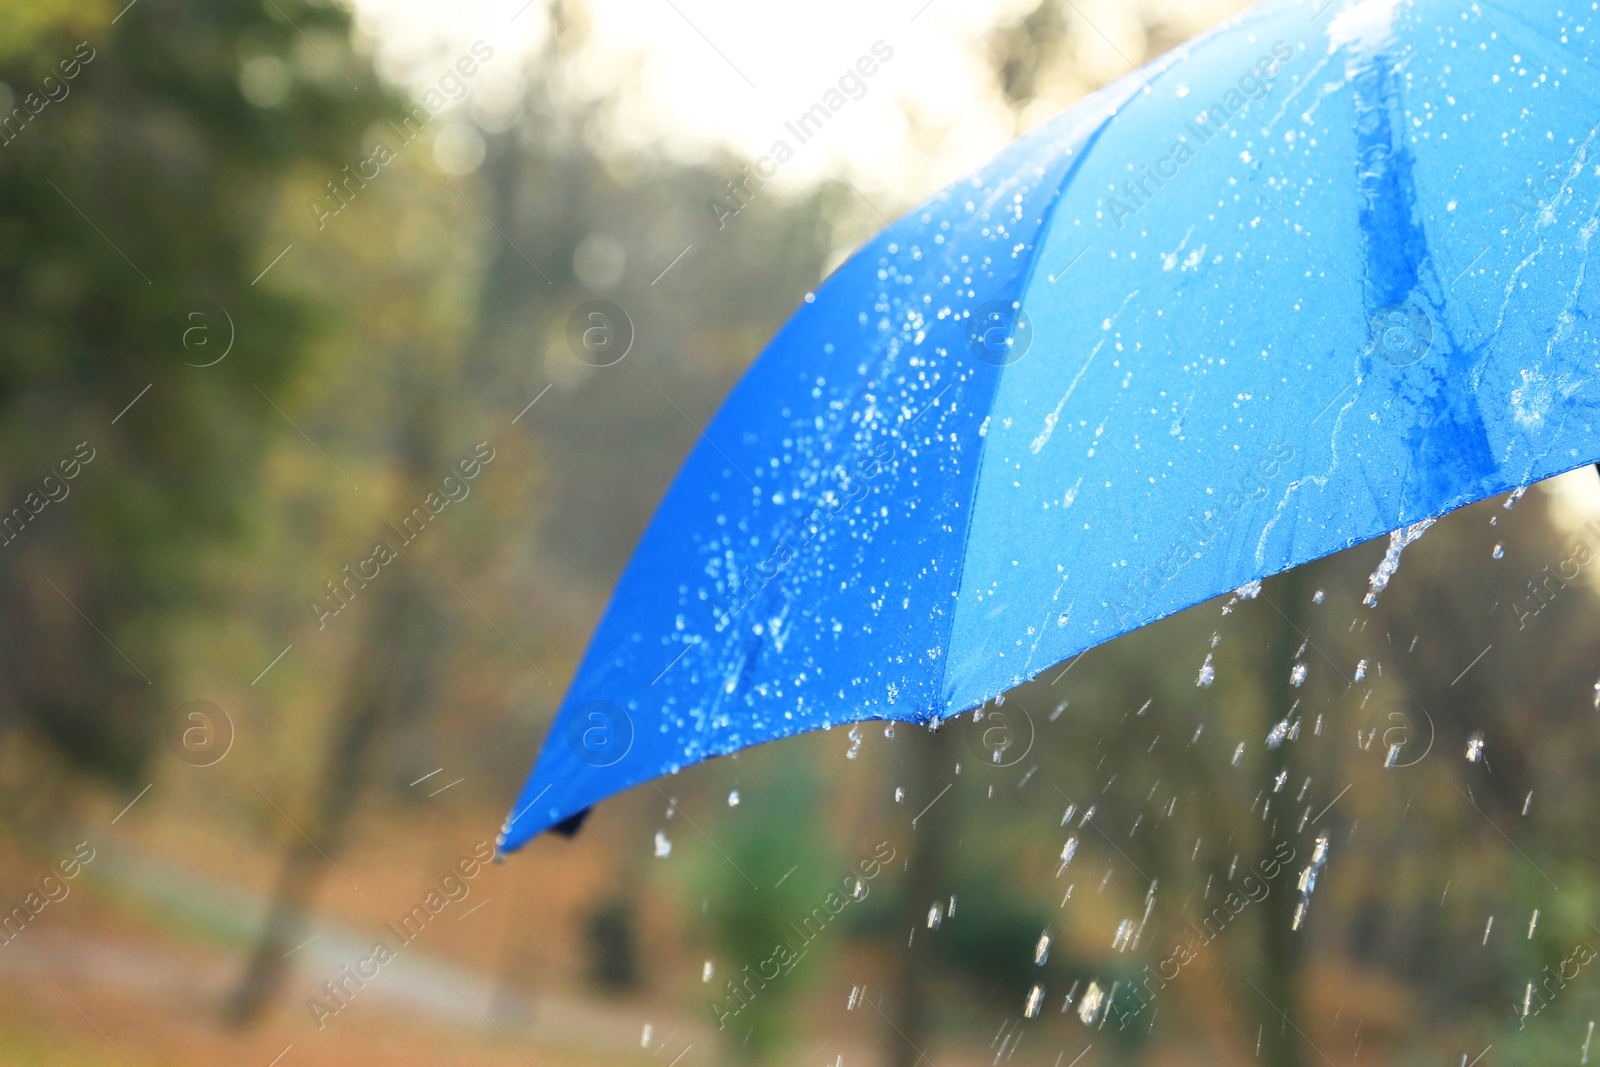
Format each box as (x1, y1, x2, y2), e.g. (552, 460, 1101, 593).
(0, 0, 391, 793)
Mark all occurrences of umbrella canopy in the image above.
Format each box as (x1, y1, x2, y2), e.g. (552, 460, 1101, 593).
(502, 0, 1600, 849)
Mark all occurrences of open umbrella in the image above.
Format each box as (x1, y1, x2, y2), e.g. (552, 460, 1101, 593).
(502, 0, 1600, 848)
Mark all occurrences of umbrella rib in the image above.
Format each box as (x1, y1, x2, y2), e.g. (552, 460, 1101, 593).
(652, 381, 760, 490)
(651, 784, 759, 888)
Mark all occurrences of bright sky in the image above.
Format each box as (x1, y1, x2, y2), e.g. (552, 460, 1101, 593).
(348, 0, 1246, 205)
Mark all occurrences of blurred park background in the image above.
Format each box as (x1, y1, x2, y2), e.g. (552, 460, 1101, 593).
(5, 0, 1600, 1064)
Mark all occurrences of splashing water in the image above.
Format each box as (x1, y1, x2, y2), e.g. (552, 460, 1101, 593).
(1196, 653, 1215, 688)
(1363, 519, 1435, 608)
(1221, 579, 1264, 615)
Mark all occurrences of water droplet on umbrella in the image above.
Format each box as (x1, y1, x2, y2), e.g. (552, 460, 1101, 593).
(1504, 485, 1528, 508)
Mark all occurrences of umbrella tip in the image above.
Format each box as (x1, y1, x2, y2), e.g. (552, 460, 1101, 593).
(550, 807, 591, 839)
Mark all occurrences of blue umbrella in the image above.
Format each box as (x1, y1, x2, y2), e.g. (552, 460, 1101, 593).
(502, 0, 1600, 848)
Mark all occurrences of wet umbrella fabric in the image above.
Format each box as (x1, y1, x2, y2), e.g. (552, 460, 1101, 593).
(502, 0, 1600, 848)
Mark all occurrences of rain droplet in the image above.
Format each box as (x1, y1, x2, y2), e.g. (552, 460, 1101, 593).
(1353, 659, 1367, 683)
(654, 831, 673, 857)
(846, 725, 862, 760)
(1289, 662, 1308, 687)
(926, 901, 942, 929)
(1522, 790, 1533, 815)
(1196, 653, 1215, 688)
(846, 986, 862, 1011)
(1076, 980, 1105, 1025)
(1493, 544, 1504, 559)
(1057, 835, 1079, 876)
(1312, 590, 1325, 603)
(1033, 930, 1051, 964)
(1483, 915, 1494, 944)
(641, 1024, 653, 1048)
(883, 723, 895, 738)
(726, 790, 740, 807)
(1465, 731, 1485, 763)
(894, 786, 905, 803)
(1266, 720, 1292, 749)
(1529, 909, 1540, 939)
(702, 960, 714, 982)
(1024, 984, 1044, 1018)
(1504, 485, 1528, 509)
(1231, 742, 1245, 766)
(1210, 631, 1221, 647)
